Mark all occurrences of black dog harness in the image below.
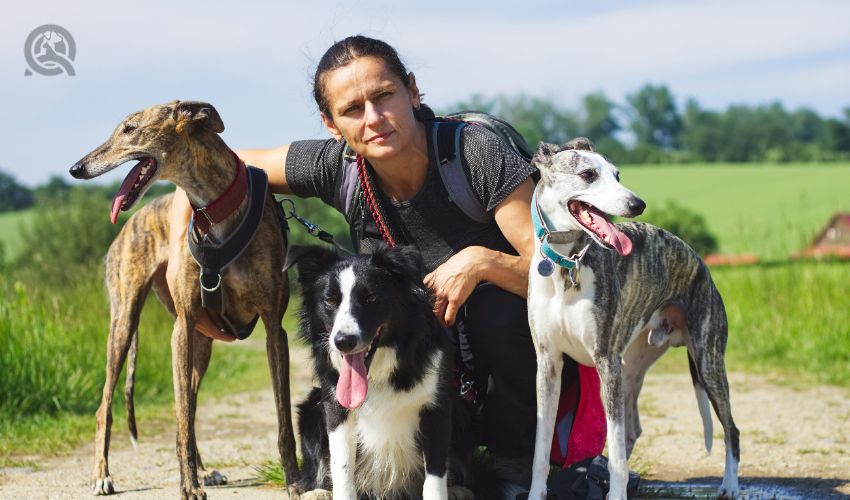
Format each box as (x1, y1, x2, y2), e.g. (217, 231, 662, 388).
(187, 165, 269, 340)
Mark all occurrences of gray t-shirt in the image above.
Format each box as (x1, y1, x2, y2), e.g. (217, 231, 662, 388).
(285, 120, 535, 272)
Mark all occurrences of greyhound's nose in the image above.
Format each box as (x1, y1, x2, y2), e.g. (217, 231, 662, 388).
(69, 162, 86, 179)
(334, 333, 359, 353)
(628, 197, 646, 216)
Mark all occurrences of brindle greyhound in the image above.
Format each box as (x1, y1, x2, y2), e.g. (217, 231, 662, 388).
(69, 100, 299, 499)
(526, 139, 740, 500)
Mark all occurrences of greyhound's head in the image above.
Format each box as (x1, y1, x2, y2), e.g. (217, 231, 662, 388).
(533, 138, 645, 256)
(69, 100, 225, 223)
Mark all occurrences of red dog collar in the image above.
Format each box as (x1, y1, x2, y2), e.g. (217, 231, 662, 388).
(191, 151, 247, 236)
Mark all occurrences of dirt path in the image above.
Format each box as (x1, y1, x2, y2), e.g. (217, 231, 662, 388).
(1, 344, 848, 499)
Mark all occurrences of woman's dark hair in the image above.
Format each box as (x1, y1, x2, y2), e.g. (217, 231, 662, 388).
(312, 35, 435, 122)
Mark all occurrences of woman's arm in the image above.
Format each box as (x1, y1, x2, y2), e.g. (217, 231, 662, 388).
(424, 178, 535, 326)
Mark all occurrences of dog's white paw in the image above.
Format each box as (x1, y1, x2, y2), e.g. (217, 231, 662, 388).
(448, 485, 475, 500)
(300, 489, 333, 500)
(716, 486, 739, 499)
(92, 476, 115, 495)
(202, 469, 227, 486)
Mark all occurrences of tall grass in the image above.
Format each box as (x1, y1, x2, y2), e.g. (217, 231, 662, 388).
(0, 273, 269, 462)
(712, 260, 850, 385)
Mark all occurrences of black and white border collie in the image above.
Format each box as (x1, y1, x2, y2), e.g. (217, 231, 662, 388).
(291, 245, 472, 500)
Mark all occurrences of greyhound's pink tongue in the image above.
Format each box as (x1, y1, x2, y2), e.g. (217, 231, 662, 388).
(589, 211, 633, 256)
(336, 352, 368, 409)
(110, 161, 145, 224)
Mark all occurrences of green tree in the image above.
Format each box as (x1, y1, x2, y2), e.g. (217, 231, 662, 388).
(626, 84, 683, 150)
(0, 170, 34, 212)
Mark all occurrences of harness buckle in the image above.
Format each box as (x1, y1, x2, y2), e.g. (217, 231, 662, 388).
(459, 372, 475, 396)
(199, 269, 222, 292)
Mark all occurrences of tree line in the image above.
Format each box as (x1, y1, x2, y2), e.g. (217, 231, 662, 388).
(448, 83, 850, 164)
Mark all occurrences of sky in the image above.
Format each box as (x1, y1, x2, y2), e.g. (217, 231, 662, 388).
(2, 0, 849, 186)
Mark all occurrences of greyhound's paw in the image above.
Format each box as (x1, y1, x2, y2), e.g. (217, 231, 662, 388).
(448, 485, 475, 500)
(202, 469, 227, 486)
(180, 485, 206, 500)
(92, 476, 115, 495)
(300, 489, 333, 500)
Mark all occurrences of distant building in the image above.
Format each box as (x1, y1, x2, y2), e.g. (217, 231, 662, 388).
(791, 212, 850, 260)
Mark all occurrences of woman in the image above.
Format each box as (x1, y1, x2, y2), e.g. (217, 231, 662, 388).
(167, 35, 538, 495)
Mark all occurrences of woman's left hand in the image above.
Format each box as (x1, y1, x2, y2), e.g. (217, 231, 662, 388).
(424, 246, 487, 327)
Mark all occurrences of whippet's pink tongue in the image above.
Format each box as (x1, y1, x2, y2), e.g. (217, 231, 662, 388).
(336, 352, 368, 409)
(588, 211, 633, 256)
(110, 161, 146, 224)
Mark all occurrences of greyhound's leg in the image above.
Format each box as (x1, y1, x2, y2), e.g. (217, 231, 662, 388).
(596, 355, 629, 500)
(262, 311, 300, 496)
(171, 315, 205, 500)
(93, 294, 146, 495)
(527, 346, 563, 500)
(188, 332, 226, 486)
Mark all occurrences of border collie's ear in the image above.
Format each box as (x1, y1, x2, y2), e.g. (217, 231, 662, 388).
(287, 245, 339, 287)
(371, 244, 425, 283)
(563, 137, 596, 152)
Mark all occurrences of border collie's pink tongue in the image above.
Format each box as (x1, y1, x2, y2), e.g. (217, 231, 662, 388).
(588, 209, 633, 256)
(110, 160, 146, 224)
(336, 351, 368, 409)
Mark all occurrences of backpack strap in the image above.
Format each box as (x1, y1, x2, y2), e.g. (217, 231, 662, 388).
(432, 121, 493, 224)
(333, 145, 361, 223)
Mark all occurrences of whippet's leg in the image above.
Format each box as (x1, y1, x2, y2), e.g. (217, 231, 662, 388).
(528, 346, 563, 500)
(171, 315, 205, 499)
(93, 288, 147, 495)
(263, 311, 300, 496)
(596, 356, 629, 500)
(693, 344, 739, 497)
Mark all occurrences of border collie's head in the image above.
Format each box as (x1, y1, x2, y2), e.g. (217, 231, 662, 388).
(292, 244, 428, 409)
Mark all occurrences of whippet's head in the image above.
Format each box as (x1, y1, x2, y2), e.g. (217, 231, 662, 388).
(69, 100, 225, 223)
(533, 138, 646, 256)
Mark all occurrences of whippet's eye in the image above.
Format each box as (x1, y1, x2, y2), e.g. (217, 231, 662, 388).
(365, 294, 377, 304)
(122, 124, 137, 134)
(579, 170, 597, 182)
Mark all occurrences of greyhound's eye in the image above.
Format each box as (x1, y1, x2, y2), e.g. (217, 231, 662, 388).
(122, 124, 137, 134)
(579, 170, 598, 182)
(364, 294, 377, 304)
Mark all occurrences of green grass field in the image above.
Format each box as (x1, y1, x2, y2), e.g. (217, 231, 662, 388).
(0, 208, 35, 260)
(621, 163, 850, 260)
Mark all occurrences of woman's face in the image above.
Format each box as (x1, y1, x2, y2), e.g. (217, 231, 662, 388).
(320, 56, 422, 162)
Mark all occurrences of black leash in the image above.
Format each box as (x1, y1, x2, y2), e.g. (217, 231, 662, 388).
(278, 198, 352, 254)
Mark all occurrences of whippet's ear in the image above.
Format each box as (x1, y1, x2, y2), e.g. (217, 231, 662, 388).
(563, 137, 596, 152)
(532, 142, 561, 167)
(173, 101, 225, 135)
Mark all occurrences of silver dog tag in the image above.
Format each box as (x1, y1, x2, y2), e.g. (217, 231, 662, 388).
(537, 258, 555, 277)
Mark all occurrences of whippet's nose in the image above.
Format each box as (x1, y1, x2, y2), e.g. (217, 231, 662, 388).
(334, 333, 359, 353)
(69, 162, 86, 179)
(629, 197, 646, 216)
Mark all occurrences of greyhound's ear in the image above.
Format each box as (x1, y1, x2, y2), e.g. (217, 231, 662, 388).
(563, 137, 596, 152)
(288, 245, 340, 286)
(370, 244, 426, 284)
(173, 101, 225, 135)
(532, 142, 561, 167)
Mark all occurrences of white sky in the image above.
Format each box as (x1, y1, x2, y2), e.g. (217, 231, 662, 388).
(2, 0, 849, 185)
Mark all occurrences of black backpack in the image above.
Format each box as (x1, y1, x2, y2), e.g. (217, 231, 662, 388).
(332, 111, 534, 249)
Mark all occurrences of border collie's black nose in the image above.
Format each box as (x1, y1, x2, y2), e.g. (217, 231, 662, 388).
(334, 333, 359, 353)
(69, 162, 86, 179)
(628, 197, 646, 216)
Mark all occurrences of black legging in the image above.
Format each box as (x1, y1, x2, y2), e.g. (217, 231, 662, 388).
(455, 282, 538, 458)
